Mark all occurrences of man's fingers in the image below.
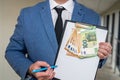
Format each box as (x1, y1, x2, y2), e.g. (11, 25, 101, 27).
(34, 68, 54, 79)
(99, 42, 112, 52)
(48, 71, 55, 79)
(29, 61, 50, 77)
(34, 71, 50, 78)
(98, 48, 109, 56)
(35, 61, 50, 67)
(98, 42, 112, 59)
(98, 52, 107, 59)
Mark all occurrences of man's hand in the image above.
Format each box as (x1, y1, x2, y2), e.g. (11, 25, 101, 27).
(29, 61, 55, 80)
(98, 42, 112, 59)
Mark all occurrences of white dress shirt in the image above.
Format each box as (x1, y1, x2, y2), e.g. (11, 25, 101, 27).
(49, 0, 74, 27)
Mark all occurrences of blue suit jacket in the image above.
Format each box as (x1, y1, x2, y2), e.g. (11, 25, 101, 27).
(5, 0, 106, 79)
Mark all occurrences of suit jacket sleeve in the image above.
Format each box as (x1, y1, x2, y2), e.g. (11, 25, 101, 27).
(5, 9, 33, 79)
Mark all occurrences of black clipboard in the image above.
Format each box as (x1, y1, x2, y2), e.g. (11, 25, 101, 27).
(54, 20, 108, 80)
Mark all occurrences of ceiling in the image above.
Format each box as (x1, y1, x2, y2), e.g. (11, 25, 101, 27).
(77, 0, 119, 14)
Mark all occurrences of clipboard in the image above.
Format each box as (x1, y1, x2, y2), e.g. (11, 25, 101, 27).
(54, 20, 108, 80)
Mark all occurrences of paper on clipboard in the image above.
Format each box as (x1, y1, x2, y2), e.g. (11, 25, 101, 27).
(54, 20, 108, 80)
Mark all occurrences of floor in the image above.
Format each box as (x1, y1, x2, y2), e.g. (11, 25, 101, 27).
(96, 59, 120, 80)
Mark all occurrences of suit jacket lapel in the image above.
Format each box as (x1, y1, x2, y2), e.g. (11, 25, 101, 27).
(38, 1, 58, 52)
(72, 1, 85, 22)
(36, 0, 85, 53)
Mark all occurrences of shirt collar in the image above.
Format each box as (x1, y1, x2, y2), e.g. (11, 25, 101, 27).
(49, 0, 74, 13)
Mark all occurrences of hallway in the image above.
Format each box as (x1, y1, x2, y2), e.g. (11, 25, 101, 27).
(96, 58, 120, 80)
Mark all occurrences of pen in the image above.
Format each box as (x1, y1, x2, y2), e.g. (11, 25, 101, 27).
(32, 65, 58, 73)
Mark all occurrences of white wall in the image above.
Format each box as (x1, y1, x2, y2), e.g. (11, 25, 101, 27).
(0, 0, 43, 80)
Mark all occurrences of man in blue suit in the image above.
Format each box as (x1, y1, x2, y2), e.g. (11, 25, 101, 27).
(5, 0, 112, 80)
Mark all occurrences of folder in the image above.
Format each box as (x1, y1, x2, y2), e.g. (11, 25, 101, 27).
(54, 20, 108, 80)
